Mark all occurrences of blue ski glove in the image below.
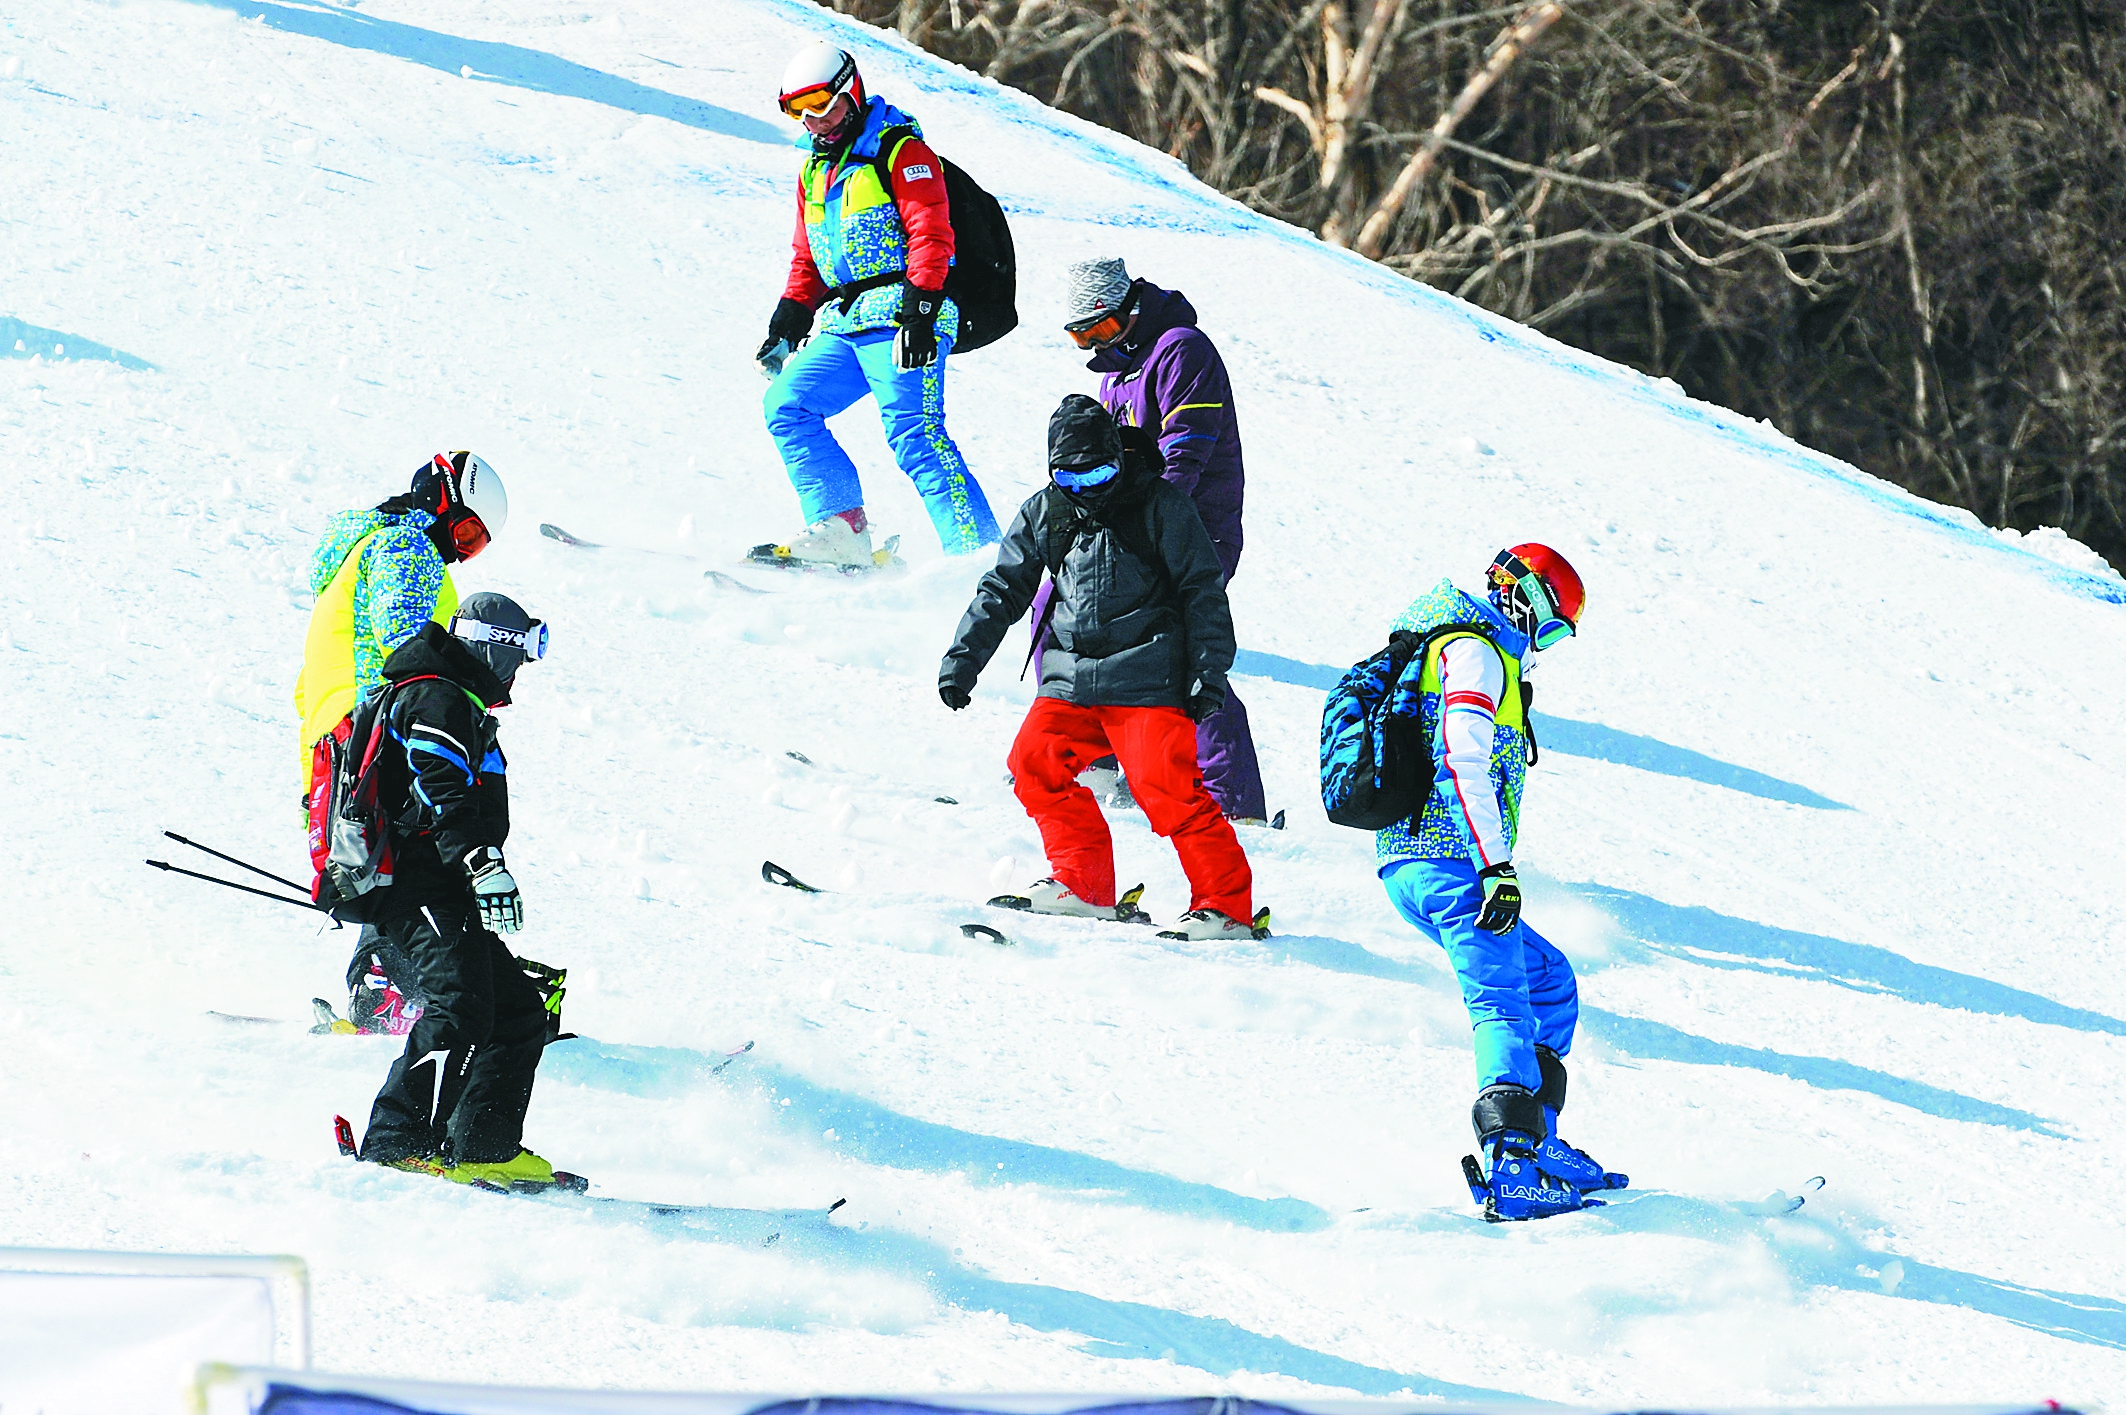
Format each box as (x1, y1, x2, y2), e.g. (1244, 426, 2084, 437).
(1475, 862, 1521, 934)
(464, 845, 524, 934)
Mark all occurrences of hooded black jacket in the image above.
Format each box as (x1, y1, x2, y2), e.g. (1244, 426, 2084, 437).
(372, 623, 512, 902)
(942, 435, 1236, 709)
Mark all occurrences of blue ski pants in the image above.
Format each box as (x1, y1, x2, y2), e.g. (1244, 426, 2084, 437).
(1380, 856, 1577, 1094)
(763, 327, 999, 555)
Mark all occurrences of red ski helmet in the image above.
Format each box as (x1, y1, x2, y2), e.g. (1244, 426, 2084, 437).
(1487, 542, 1584, 650)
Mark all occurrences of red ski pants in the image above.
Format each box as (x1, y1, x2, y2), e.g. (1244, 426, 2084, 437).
(1007, 698, 1253, 923)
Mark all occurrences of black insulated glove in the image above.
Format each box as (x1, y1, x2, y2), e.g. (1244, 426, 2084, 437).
(894, 282, 942, 370)
(1186, 676, 1226, 723)
(939, 678, 972, 711)
(1475, 862, 1522, 934)
(757, 298, 814, 377)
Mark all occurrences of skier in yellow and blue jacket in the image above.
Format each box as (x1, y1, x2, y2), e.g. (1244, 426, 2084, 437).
(293, 452, 508, 806)
(752, 43, 998, 568)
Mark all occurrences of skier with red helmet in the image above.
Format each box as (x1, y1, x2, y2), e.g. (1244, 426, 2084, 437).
(1372, 544, 1626, 1220)
(752, 42, 998, 568)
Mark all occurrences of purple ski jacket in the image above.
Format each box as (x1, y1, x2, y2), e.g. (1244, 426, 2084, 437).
(1087, 283, 1245, 575)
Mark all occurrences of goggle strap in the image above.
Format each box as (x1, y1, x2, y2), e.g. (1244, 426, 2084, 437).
(452, 618, 548, 661)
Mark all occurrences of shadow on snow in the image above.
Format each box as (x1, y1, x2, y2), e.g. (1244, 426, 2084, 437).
(1253, 931, 2062, 1136)
(1595, 1191, 2126, 1351)
(508, 1181, 1527, 1400)
(1230, 650, 1848, 811)
(539, 1039, 1332, 1234)
(1583, 883, 2126, 1039)
(184, 0, 786, 145)
(2, 317, 155, 371)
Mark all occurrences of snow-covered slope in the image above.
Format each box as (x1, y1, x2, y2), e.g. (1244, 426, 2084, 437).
(5, 0, 2125, 1403)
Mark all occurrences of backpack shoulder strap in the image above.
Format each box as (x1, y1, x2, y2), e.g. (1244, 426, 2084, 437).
(869, 124, 919, 192)
(357, 673, 447, 776)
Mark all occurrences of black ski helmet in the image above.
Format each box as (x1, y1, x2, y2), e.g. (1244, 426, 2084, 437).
(449, 592, 547, 688)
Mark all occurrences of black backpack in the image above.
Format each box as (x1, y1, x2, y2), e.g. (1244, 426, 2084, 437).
(873, 126, 1017, 354)
(1319, 625, 1490, 829)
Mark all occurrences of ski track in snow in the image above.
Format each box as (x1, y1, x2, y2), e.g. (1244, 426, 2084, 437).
(3, 0, 2124, 1402)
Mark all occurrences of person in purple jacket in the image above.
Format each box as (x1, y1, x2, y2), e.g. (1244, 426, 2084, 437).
(1059, 257, 1267, 822)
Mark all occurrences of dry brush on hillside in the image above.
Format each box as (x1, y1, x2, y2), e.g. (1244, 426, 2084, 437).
(817, 0, 2126, 572)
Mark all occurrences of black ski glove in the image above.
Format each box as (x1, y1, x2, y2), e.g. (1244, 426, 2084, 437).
(1475, 862, 1522, 934)
(757, 297, 814, 377)
(894, 281, 942, 370)
(1186, 675, 1226, 723)
(464, 845, 524, 935)
(939, 677, 972, 711)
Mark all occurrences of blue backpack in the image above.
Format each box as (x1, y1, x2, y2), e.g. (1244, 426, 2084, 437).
(1319, 623, 1487, 829)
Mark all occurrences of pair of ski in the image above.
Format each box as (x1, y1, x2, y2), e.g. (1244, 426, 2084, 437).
(762, 860, 1271, 944)
(540, 522, 901, 583)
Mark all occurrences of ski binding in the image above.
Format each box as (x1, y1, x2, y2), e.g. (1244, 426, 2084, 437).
(986, 882, 1153, 925)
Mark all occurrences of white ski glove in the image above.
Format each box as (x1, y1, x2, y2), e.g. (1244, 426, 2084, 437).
(464, 845, 524, 934)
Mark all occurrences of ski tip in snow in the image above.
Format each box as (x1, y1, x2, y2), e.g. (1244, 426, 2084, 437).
(334, 1115, 358, 1159)
(708, 1039, 757, 1074)
(539, 523, 596, 548)
(960, 923, 1012, 946)
(1764, 1175, 1827, 1215)
(762, 860, 822, 893)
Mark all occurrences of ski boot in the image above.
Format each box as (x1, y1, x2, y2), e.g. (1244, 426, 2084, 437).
(443, 1148, 588, 1194)
(349, 961, 423, 1036)
(989, 878, 1151, 924)
(1460, 1083, 1601, 1221)
(1534, 1047, 1628, 1192)
(747, 516, 895, 572)
(1156, 907, 1272, 941)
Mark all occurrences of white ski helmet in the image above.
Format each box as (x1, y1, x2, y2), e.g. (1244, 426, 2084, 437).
(449, 451, 508, 538)
(411, 450, 508, 560)
(778, 42, 864, 120)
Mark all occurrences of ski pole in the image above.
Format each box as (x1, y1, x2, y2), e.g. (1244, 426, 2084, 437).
(163, 830, 312, 896)
(144, 858, 324, 912)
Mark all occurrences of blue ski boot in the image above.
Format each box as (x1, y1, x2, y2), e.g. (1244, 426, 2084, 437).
(1459, 1083, 1601, 1221)
(1534, 1047, 1628, 1192)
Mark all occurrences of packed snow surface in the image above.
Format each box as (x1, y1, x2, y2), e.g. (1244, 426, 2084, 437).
(4, 0, 2125, 1403)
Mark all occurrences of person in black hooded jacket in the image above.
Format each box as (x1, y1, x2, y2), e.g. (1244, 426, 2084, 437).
(349, 594, 571, 1191)
(940, 395, 1257, 940)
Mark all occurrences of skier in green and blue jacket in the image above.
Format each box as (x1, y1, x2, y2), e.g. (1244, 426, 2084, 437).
(1377, 543, 1628, 1220)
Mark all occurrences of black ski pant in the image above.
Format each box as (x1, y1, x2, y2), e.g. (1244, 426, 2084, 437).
(360, 892, 547, 1166)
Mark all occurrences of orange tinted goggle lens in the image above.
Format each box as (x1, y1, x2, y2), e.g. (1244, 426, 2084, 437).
(1067, 313, 1124, 349)
(449, 512, 490, 558)
(781, 87, 837, 118)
